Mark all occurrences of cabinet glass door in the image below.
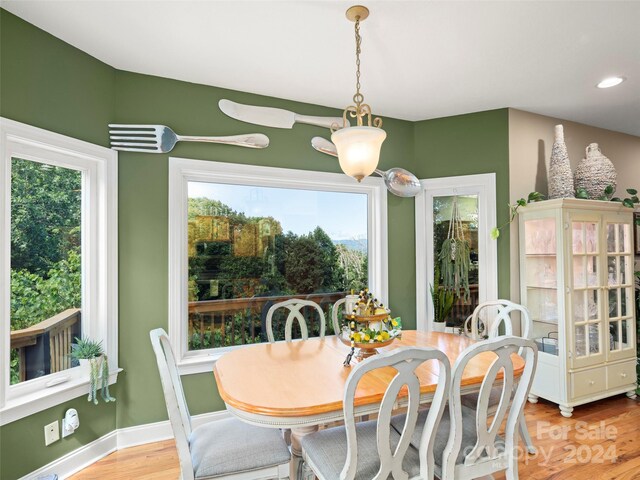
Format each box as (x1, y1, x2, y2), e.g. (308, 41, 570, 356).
(605, 221, 635, 360)
(571, 220, 604, 367)
(523, 217, 560, 353)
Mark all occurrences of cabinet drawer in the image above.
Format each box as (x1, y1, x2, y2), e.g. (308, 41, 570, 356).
(571, 367, 606, 399)
(607, 361, 636, 390)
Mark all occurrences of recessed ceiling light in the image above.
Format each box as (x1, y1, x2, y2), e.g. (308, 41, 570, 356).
(597, 76, 625, 89)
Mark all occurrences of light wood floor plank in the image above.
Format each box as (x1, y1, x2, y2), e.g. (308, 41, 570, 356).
(69, 394, 639, 480)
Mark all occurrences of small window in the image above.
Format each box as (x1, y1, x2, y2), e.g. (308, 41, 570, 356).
(1, 118, 118, 423)
(169, 158, 387, 373)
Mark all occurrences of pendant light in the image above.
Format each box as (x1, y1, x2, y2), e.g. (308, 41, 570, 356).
(331, 5, 386, 182)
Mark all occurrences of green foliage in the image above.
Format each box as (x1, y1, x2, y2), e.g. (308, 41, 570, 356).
(10, 249, 81, 330)
(10, 351, 20, 385)
(188, 198, 363, 301)
(603, 186, 639, 208)
(335, 244, 367, 292)
(576, 185, 640, 208)
(70, 337, 104, 360)
(284, 235, 325, 293)
(492, 191, 545, 240)
(10, 158, 81, 274)
(9, 160, 82, 384)
(430, 265, 456, 323)
(188, 197, 243, 221)
(439, 238, 471, 302)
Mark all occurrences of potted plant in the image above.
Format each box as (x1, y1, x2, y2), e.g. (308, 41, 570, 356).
(430, 265, 456, 332)
(70, 337, 115, 404)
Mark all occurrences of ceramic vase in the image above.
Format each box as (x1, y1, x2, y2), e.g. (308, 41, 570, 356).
(574, 143, 617, 199)
(548, 125, 574, 199)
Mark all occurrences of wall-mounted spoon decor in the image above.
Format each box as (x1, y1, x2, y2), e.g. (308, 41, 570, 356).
(311, 136, 422, 198)
(109, 124, 269, 153)
(219, 99, 343, 130)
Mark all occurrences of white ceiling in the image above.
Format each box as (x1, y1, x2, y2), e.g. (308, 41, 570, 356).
(2, 1, 640, 136)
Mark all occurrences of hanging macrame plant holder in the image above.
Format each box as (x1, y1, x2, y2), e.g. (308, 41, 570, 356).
(438, 196, 471, 302)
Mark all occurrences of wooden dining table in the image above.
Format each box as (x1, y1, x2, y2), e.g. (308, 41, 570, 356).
(213, 330, 525, 479)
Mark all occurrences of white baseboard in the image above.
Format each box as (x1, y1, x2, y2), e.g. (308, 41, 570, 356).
(20, 410, 231, 480)
(117, 409, 230, 449)
(21, 431, 117, 480)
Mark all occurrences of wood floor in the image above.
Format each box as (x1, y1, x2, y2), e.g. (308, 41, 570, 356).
(69, 394, 640, 480)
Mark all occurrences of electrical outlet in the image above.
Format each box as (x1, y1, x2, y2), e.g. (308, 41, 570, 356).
(44, 420, 60, 446)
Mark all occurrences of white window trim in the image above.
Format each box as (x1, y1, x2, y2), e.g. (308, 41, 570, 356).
(415, 173, 498, 332)
(0, 118, 119, 425)
(168, 157, 388, 375)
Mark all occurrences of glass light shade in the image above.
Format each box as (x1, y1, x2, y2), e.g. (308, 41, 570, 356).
(331, 126, 386, 182)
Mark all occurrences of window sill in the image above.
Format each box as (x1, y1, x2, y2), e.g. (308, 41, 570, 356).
(0, 368, 122, 426)
(178, 353, 223, 376)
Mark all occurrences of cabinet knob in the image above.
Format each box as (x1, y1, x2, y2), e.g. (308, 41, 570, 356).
(589, 380, 595, 385)
(621, 373, 627, 378)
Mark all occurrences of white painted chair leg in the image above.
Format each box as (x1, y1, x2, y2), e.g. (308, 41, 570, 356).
(506, 455, 519, 480)
(519, 415, 537, 454)
(301, 461, 315, 480)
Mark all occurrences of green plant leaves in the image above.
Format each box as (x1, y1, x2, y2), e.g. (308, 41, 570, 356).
(576, 188, 590, 199)
(528, 191, 545, 202)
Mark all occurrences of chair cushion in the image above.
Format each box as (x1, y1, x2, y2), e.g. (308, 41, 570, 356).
(189, 417, 290, 479)
(461, 385, 504, 410)
(390, 405, 486, 466)
(301, 419, 421, 480)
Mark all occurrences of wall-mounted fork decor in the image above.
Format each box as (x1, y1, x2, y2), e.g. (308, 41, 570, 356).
(109, 124, 269, 153)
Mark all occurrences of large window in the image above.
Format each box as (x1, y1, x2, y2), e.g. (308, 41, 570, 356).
(0, 118, 118, 424)
(169, 158, 387, 373)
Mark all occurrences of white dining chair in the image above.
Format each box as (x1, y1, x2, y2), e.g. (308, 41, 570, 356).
(460, 299, 537, 454)
(391, 335, 538, 480)
(149, 328, 290, 480)
(266, 299, 326, 343)
(331, 297, 346, 335)
(462, 299, 531, 341)
(301, 347, 451, 480)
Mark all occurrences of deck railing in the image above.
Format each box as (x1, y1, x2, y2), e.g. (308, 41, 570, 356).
(10, 308, 81, 382)
(188, 292, 346, 349)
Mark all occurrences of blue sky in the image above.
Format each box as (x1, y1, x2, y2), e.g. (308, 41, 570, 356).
(188, 181, 368, 240)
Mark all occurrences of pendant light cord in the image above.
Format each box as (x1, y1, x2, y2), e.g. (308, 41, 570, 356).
(354, 17, 364, 109)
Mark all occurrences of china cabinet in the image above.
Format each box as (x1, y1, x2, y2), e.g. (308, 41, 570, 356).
(519, 199, 637, 417)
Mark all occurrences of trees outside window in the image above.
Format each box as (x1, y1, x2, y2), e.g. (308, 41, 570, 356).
(168, 158, 388, 373)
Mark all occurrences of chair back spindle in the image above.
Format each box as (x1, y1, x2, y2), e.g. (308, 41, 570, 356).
(266, 299, 326, 343)
(442, 336, 537, 478)
(342, 347, 451, 480)
(150, 328, 195, 480)
(331, 297, 347, 335)
(463, 300, 532, 341)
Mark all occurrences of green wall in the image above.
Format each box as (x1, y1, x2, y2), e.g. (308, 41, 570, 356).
(0, 10, 117, 480)
(114, 70, 417, 426)
(413, 110, 511, 298)
(0, 8, 511, 479)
